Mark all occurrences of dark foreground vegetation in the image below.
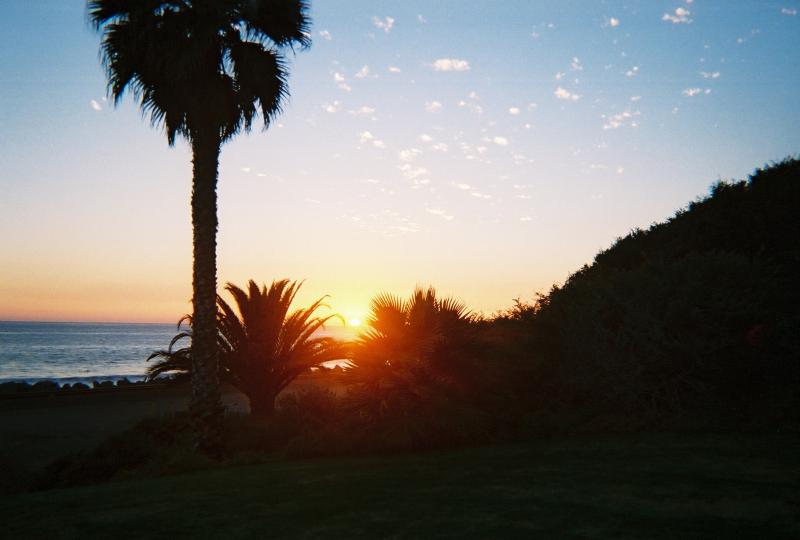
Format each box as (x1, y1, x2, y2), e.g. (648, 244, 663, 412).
(2, 159, 798, 539)
(2, 433, 798, 539)
(19, 158, 799, 492)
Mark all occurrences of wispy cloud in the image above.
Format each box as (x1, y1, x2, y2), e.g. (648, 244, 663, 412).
(323, 100, 341, 113)
(493, 136, 509, 146)
(682, 87, 711, 97)
(399, 164, 430, 185)
(318, 30, 332, 41)
(90, 99, 102, 111)
(508, 107, 520, 115)
(358, 131, 374, 144)
(781, 7, 797, 16)
(554, 87, 581, 101)
(388, 66, 401, 73)
(431, 58, 471, 72)
(700, 71, 721, 79)
(349, 105, 376, 117)
(426, 208, 454, 221)
(662, 7, 692, 24)
(605, 17, 620, 28)
(602, 109, 640, 130)
(355, 65, 372, 79)
(425, 101, 443, 113)
(417, 14, 427, 24)
(625, 66, 639, 77)
(399, 148, 422, 161)
(418, 134, 433, 142)
(333, 72, 351, 91)
(372, 16, 395, 33)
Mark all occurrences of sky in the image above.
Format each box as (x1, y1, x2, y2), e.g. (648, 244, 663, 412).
(0, 0, 798, 324)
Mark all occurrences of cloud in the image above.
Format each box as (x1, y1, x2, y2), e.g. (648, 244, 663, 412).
(323, 100, 341, 113)
(493, 136, 509, 146)
(355, 65, 371, 79)
(682, 87, 711, 97)
(90, 99, 102, 111)
(700, 71, 721, 79)
(350, 105, 376, 116)
(457, 100, 483, 114)
(318, 30, 332, 41)
(388, 66, 401, 73)
(431, 58, 471, 72)
(555, 71, 565, 80)
(454, 182, 471, 190)
(554, 87, 581, 101)
(607, 17, 620, 27)
(372, 140, 386, 149)
(432, 143, 449, 152)
(418, 134, 433, 142)
(508, 107, 520, 115)
(662, 7, 692, 24)
(372, 16, 395, 33)
(602, 109, 640, 130)
(781, 7, 797, 15)
(398, 164, 430, 181)
(625, 66, 639, 77)
(399, 148, 422, 161)
(358, 131, 374, 144)
(333, 72, 351, 91)
(570, 57, 583, 71)
(519, 216, 533, 222)
(417, 14, 427, 23)
(426, 208, 454, 221)
(425, 101, 443, 113)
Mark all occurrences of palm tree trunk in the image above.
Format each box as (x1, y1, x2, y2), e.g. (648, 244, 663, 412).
(248, 391, 277, 417)
(190, 129, 223, 453)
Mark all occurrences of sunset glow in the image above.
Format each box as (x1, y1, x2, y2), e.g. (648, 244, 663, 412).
(347, 317, 362, 328)
(1, 1, 798, 323)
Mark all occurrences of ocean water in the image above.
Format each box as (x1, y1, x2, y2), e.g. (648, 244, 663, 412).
(0, 321, 177, 384)
(0, 321, 354, 384)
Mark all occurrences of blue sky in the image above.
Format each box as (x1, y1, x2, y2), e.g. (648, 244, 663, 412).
(0, 0, 798, 322)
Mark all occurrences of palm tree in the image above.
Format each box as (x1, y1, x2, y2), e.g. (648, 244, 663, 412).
(89, 1, 310, 448)
(345, 287, 478, 421)
(148, 279, 348, 416)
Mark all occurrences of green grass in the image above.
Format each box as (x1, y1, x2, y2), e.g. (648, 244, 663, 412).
(2, 433, 798, 539)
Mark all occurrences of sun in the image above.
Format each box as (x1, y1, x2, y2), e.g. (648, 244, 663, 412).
(347, 317, 362, 327)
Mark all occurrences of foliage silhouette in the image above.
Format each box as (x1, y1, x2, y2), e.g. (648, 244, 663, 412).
(90, 0, 310, 451)
(341, 287, 494, 446)
(517, 158, 800, 425)
(148, 279, 347, 415)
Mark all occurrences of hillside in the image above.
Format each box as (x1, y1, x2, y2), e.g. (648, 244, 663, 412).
(520, 158, 800, 426)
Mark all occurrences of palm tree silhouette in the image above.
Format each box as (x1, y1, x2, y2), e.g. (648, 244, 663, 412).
(148, 279, 348, 416)
(345, 287, 477, 420)
(89, 1, 310, 449)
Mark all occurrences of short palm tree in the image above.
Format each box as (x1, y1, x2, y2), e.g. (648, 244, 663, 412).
(148, 279, 348, 416)
(345, 287, 478, 420)
(89, 1, 310, 448)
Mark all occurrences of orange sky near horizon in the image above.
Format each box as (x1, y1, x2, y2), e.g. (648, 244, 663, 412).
(2, 1, 797, 324)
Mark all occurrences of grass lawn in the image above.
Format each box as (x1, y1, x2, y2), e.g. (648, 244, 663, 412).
(1, 432, 798, 539)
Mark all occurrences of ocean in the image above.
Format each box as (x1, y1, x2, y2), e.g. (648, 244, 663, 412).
(0, 321, 178, 384)
(0, 321, 353, 384)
